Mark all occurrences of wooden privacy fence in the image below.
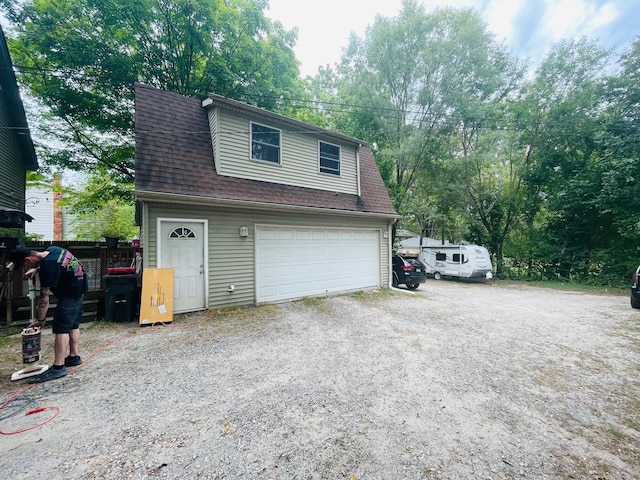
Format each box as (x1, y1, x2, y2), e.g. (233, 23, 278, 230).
(0, 241, 142, 327)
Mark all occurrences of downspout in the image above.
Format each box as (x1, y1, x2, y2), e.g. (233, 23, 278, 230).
(388, 221, 393, 288)
(356, 144, 362, 197)
(142, 202, 149, 269)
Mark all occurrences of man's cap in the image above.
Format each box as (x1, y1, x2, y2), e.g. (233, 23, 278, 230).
(9, 248, 34, 267)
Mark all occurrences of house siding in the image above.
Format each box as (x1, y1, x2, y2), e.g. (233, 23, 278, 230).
(143, 203, 390, 309)
(207, 107, 220, 174)
(212, 108, 359, 195)
(25, 187, 53, 239)
(0, 92, 26, 210)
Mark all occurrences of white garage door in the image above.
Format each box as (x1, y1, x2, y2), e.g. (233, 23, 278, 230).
(256, 226, 380, 303)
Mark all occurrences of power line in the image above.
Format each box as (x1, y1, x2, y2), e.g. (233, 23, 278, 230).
(3, 63, 634, 140)
(7, 60, 624, 120)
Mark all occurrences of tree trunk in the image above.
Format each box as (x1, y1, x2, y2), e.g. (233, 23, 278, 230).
(494, 241, 504, 278)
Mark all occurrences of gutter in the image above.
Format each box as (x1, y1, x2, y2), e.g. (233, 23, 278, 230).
(134, 189, 401, 220)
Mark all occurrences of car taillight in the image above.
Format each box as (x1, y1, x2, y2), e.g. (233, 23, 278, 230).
(634, 269, 639, 284)
(402, 265, 412, 271)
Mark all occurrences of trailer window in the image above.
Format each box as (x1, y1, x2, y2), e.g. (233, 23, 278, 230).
(452, 253, 467, 263)
(435, 253, 446, 261)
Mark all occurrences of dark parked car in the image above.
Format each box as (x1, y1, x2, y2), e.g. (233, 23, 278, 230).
(631, 265, 640, 309)
(392, 255, 427, 290)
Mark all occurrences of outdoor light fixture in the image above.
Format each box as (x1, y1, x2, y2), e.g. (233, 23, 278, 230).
(240, 226, 249, 237)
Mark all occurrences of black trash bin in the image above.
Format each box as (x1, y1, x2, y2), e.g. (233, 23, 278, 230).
(103, 274, 138, 322)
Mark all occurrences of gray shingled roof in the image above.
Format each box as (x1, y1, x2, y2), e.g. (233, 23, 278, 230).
(134, 83, 398, 218)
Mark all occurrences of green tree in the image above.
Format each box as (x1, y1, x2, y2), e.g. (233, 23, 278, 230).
(457, 126, 528, 274)
(519, 39, 613, 281)
(577, 37, 640, 282)
(70, 199, 139, 241)
(1, 0, 302, 192)
(333, 1, 449, 214)
(330, 1, 522, 245)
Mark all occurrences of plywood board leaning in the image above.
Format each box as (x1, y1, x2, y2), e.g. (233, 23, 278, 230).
(139, 268, 174, 325)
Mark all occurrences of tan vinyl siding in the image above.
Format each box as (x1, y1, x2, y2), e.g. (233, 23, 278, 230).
(143, 202, 389, 309)
(213, 108, 359, 195)
(0, 93, 26, 210)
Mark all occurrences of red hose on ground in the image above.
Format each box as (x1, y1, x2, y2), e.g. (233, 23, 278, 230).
(0, 384, 60, 435)
(0, 322, 184, 435)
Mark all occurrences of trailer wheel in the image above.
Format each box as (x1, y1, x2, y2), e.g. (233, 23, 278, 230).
(434, 272, 442, 280)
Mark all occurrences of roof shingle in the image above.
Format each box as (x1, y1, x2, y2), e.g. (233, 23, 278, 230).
(134, 83, 397, 217)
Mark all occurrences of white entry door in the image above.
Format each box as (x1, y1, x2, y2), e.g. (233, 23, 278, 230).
(255, 226, 380, 303)
(159, 219, 207, 313)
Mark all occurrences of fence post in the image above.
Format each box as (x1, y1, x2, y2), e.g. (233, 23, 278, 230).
(5, 265, 17, 326)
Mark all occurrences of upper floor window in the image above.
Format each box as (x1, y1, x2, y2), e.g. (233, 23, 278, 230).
(319, 141, 340, 176)
(251, 122, 280, 164)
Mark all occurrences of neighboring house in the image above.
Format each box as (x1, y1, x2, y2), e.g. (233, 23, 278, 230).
(395, 236, 452, 258)
(25, 176, 78, 241)
(134, 83, 399, 312)
(0, 25, 37, 230)
(395, 229, 418, 242)
(24, 186, 52, 238)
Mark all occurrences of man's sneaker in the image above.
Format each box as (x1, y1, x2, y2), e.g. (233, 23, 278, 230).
(28, 366, 67, 384)
(65, 355, 82, 367)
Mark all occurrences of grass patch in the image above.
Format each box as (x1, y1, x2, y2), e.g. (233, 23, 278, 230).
(301, 296, 332, 314)
(85, 320, 125, 330)
(575, 350, 612, 374)
(623, 416, 640, 432)
(349, 288, 396, 300)
(0, 324, 26, 339)
(205, 305, 245, 319)
(166, 304, 284, 342)
(204, 304, 281, 321)
(497, 279, 627, 295)
(0, 333, 17, 348)
(200, 304, 282, 330)
(608, 428, 628, 440)
(0, 338, 19, 364)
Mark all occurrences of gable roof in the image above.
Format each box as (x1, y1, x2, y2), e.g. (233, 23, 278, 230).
(134, 83, 398, 218)
(0, 25, 37, 171)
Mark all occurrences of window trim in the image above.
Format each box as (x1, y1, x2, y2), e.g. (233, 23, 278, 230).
(318, 140, 341, 176)
(250, 121, 281, 165)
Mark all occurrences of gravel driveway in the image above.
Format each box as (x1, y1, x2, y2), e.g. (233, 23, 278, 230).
(1, 281, 639, 479)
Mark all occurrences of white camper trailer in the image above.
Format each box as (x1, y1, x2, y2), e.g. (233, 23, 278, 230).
(419, 244, 493, 280)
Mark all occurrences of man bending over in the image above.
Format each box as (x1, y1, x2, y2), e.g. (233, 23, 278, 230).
(10, 246, 88, 383)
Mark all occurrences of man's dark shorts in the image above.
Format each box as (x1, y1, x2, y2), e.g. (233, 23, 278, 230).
(52, 296, 83, 334)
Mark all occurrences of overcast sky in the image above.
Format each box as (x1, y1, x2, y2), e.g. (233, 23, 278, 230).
(267, 0, 640, 77)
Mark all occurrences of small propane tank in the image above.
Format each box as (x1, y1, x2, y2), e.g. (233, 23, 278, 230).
(21, 326, 43, 364)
